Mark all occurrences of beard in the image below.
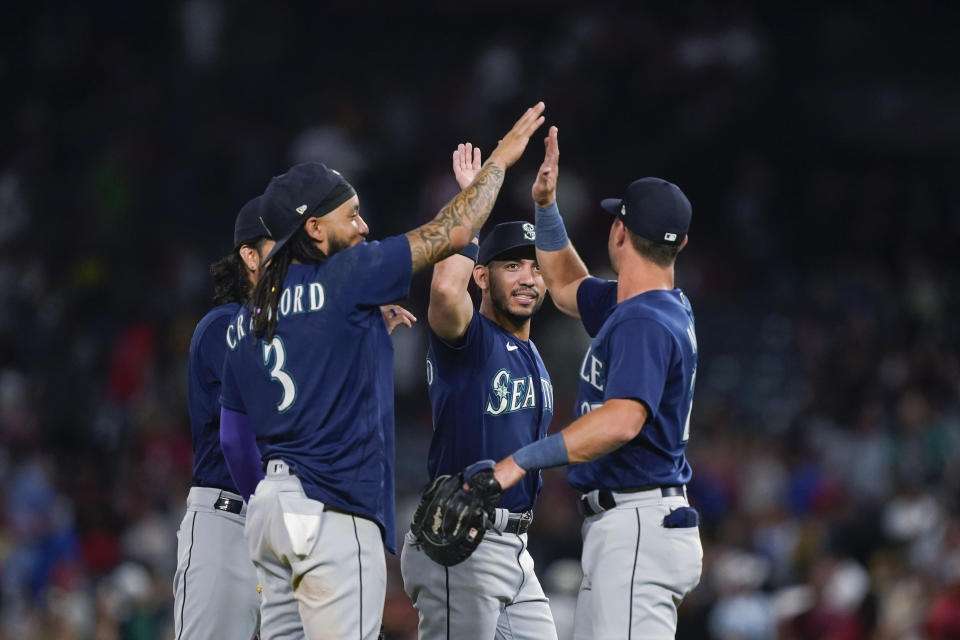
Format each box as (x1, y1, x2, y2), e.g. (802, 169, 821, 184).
(324, 230, 360, 257)
(489, 278, 545, 325)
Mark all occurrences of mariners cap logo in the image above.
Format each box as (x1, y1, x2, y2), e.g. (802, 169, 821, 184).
(522, 222, 535, 241)
(295, 204, 308, 215)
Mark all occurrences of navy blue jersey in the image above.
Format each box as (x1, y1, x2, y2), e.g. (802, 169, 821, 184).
(187, 302, 242, 492)
(567, 277, 697, 491)
(425, 310, 553, 512)
(220, 236, 412, 553)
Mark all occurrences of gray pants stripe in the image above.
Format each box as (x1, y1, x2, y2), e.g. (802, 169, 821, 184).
(176, 511, 197, 640)
(444, 567, 451, 639)
(353, 516, 363, 640)
(628, 507, 641, 639)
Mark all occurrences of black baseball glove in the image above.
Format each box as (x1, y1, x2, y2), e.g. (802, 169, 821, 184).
(410, 460, 504, 567)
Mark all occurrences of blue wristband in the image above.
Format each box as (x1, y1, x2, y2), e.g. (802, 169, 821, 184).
(512, 432, 569, 471)
(457, 242, 479, 262)
(534, 202, 568, 251)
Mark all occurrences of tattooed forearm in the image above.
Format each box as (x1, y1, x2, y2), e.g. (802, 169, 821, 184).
(406, 162, 506, 273)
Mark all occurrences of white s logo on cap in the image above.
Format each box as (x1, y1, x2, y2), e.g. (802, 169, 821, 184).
(522, 222, 535, 241)
(296, 205, 307, 214)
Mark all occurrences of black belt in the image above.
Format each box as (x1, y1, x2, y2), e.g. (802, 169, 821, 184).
(504, 511, 533, 535)
(579, 486, 685, 517)
(214, 495, 244, 515)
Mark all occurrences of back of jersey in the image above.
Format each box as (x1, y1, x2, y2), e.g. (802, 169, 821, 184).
(187, 302, 240, 491)
(221, 236, 411, 546)
(569, 280, 697, 491)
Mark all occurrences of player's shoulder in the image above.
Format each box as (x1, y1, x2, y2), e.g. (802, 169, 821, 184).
(606, 290, 689, 336)
(192, 303, 241, 339)
(331, 234, 409, 265)
(190, 302, 241, 349)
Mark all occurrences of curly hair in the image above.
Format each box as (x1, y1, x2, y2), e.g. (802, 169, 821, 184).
(210, 237, 270, 306)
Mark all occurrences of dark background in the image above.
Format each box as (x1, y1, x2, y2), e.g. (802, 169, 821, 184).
(1, 3, 959, 638)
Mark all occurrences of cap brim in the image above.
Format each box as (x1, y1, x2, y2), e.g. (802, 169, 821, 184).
(262, 224, 300, 265)
(600, 198, 622, 216)
(480, 240, 535, 265)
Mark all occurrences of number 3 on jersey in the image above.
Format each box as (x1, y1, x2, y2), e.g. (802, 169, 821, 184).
(263, 336, 296, 412)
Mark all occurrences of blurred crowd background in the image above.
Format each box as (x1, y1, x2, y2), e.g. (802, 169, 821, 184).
(2, 3, 959, 639)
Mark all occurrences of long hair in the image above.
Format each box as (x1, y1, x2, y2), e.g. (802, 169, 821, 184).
(250, 225, 327, 339)
(210, 236, 270, 306)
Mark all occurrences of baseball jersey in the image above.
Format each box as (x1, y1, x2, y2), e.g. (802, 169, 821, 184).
(187, 302, 242, 492)
(567, 277, 696, 491)
(425, 310, 553, 512)
(220, 236, 412, 553)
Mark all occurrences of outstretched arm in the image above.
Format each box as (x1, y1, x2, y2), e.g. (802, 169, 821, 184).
(428, 143, 483, 342)
(406, 102, 545, 274)
(493, 398, 648, 490)
(532, 125, 590, 318)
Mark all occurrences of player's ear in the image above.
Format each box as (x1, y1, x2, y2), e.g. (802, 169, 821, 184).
(678, 235, 689, 251)
(473, 264, 489, 291)
(238, 245, 260, 273)
(304, 216, 326, 244)
(614, 220, 628, 248)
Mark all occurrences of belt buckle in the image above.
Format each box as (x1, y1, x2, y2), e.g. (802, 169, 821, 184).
(214, 495, 242, 514)
(517, 511, 533, 533)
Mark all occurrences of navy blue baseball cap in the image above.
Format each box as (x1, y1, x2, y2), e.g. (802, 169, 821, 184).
(478, 221, 537, 265)
(260, 162, 357, 263)
(233, 195, 269, 248)
(600, 177, 692, 246)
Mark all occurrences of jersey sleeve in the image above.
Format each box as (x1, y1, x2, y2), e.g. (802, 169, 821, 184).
(603, 318, 673, 422)
(428, 309, 482, 370)
(219, 352, 247, 414)
(346, 235, 413, 307)
(576, 277, 619, 337)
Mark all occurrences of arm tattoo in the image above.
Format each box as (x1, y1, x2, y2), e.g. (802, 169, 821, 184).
(406, 162, 505, 273)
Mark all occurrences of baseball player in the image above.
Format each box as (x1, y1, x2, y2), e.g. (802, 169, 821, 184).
(490, 127, 703, 638)
(400, 143, 558, 640)
(217, 103, 546, 639)
(173, 196, 274, 640)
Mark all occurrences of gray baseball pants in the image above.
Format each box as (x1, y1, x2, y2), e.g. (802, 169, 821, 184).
(173, 486, 260, 640)
(245, 459, 386, 640)
(400, 513, 558, 640)
(573, 488, 702, 639)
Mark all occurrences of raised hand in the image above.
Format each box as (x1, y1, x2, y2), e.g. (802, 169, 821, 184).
(532, 125, 559, 207)
(452, 143, 483, 190)
(487, 101, 546, 170)
(405, 102, 546, 274)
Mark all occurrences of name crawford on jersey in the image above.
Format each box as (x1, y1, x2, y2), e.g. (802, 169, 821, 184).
(225, 282, 325, 349)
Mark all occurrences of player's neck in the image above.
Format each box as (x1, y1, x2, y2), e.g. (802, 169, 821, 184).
(480, 298, 531, 341)
(616, 255, 675, 303)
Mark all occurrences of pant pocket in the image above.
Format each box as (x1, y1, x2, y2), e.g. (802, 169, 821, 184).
(663, 506, 699, 528)
(277, 493, 324, 557)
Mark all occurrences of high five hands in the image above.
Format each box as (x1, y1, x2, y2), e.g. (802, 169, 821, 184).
(532, 125, 559, 207)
